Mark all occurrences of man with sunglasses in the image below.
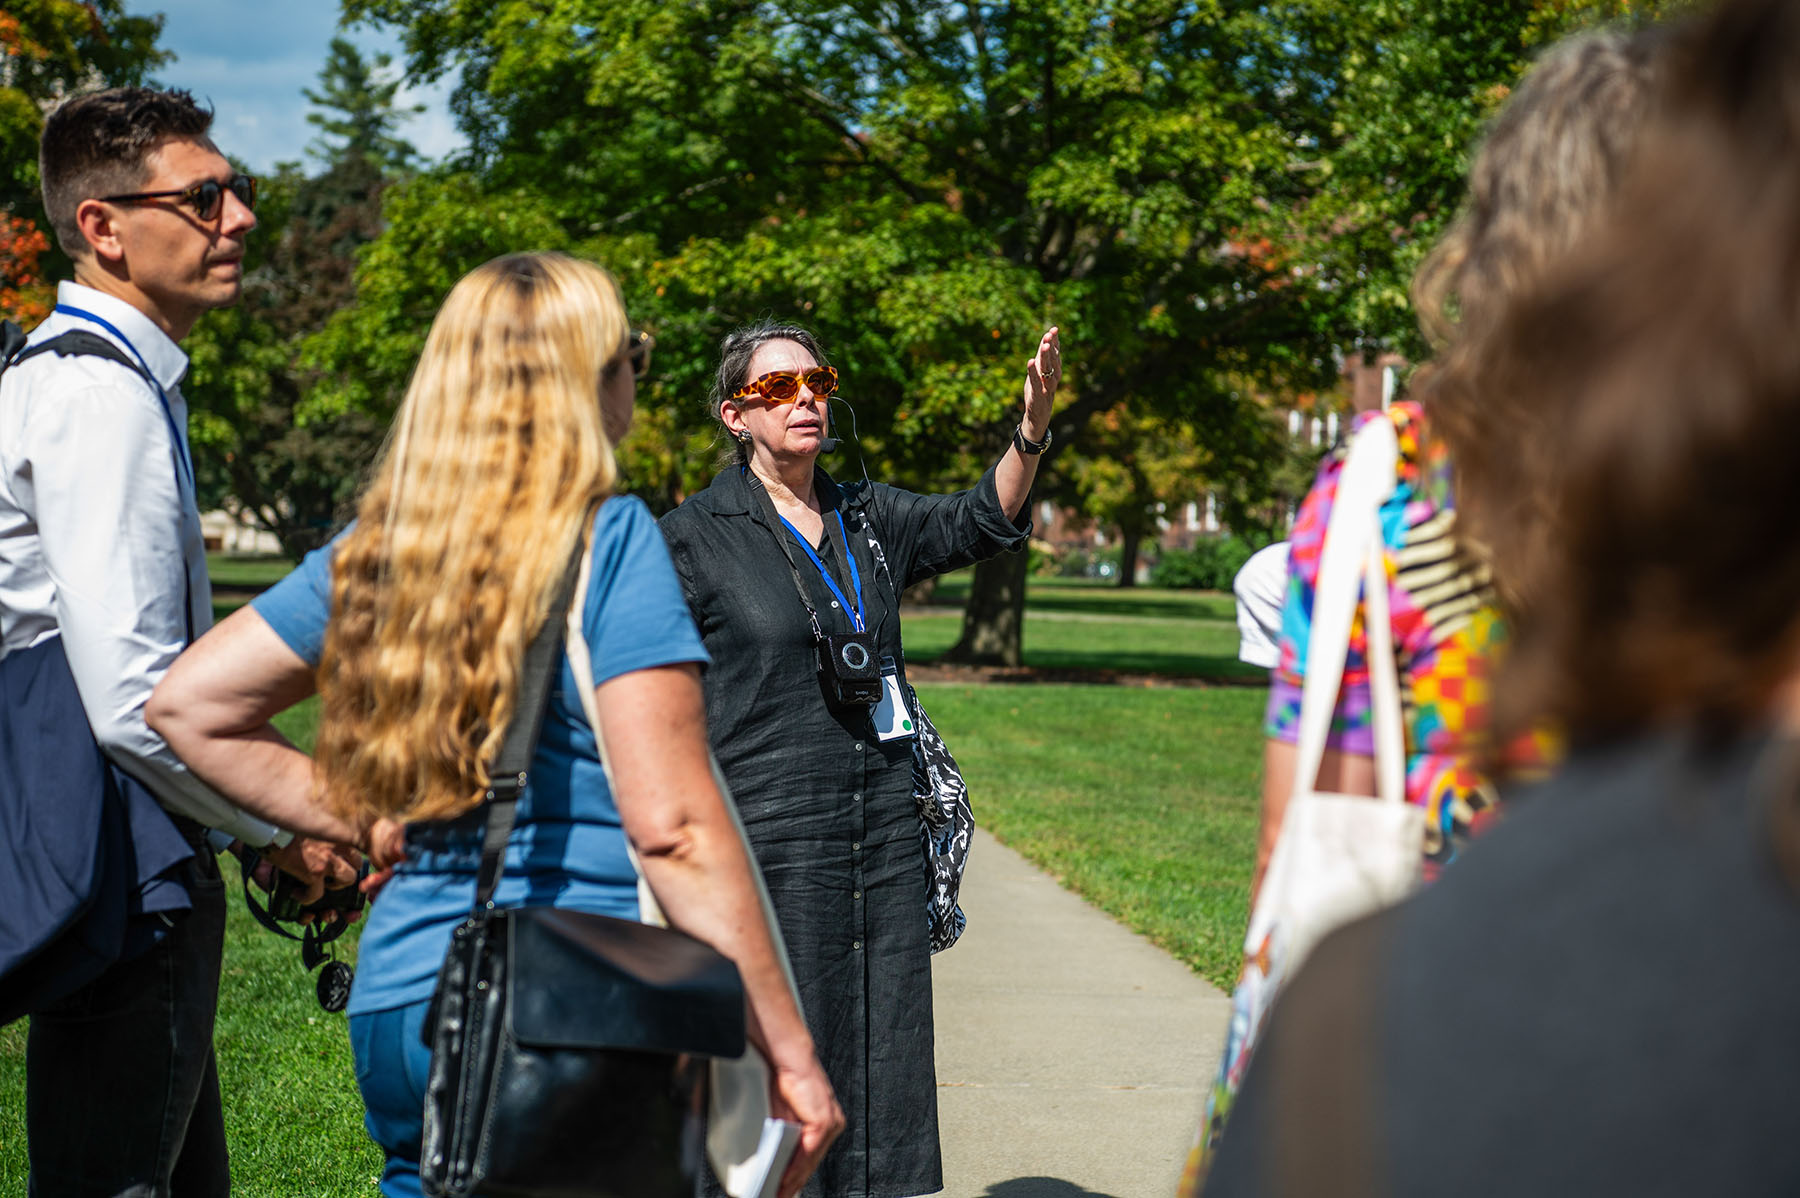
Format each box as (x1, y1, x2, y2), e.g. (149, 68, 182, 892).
(0, 87, 351, 1196)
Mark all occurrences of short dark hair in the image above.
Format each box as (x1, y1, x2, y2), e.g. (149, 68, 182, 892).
(709, 319, 832, 463)
(39, 87, 217, 255)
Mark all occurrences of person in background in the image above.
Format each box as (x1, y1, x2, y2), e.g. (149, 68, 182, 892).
(1181, 26, 1671, 1192)
(1207, 2, 1800, 1191)
(1253, 26, 1667, 895)
(149, 253, 841, 1198)
(1231, 542, 1290, 671)
(659, 319, 1060, 1197)
(0, 87, 357, 1196)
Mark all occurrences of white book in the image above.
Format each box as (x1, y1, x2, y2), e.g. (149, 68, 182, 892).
(734, 1118, 801, 1198)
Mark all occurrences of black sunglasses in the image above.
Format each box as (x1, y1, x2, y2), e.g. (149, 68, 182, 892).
(626, 329, 654, 379)
(99, 174, 257, 221)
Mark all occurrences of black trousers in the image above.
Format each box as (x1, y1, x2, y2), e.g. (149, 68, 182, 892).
(25, 835, 229, 1198)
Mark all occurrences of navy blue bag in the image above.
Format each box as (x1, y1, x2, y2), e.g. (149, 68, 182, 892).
(0, 638, 195, 1026)
(0, 320, 196, 1027)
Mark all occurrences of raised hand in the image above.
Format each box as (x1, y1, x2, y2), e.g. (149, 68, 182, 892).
(1021, 325, 1062, 442)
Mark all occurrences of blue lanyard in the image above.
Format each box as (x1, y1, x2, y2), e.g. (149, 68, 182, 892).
(53, 304, 194, 493)
(778, 511, 865, 633)
(54, 303, 197, 644)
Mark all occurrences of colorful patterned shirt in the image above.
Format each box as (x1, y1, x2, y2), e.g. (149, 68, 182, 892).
(1264, 401, 1547, 872)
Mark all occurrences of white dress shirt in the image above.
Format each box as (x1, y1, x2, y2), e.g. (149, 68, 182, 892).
(0, 281, 282, 846)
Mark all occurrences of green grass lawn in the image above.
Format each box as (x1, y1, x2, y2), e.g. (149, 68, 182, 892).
(205, 553, 296, 591)
(921, 682, 1262, 984)
(1, 563, 1263, 1191)
(902, 607, 1260, 680)
(930, 569, 1242, 623)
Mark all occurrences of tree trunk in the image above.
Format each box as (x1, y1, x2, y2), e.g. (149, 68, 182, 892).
(1117, 528, 1142, 588)
(943, 547, 1030, 666)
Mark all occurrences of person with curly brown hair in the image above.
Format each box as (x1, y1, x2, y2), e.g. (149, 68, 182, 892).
(1207, 1, 1800, 1192)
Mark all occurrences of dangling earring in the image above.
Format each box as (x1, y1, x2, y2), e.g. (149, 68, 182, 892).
(736, 431, 751, 444)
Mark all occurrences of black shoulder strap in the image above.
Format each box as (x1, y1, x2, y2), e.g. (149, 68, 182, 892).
(0, 320, 26, 366)
(848, 489, 903, 605)
(470, 539, 590, 914)
(8, 329, 153, 386)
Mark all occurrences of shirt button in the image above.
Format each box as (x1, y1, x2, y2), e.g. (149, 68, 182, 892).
(852, 792, 862, 802)
(854, 742, 864, 753)
(852, 940, 862, 950)
(852, 842, 861, 851)
(830, 601, 840, 608)
(853, 890, 862, 899)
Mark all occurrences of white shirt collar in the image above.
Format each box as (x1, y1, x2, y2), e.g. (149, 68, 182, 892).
(52, 280, 189, 393)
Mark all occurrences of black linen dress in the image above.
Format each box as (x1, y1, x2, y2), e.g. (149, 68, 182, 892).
(659, 462, 1028, 1198)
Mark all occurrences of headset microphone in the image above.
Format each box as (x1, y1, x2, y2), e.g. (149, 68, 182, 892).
(819, 436, 842, 452)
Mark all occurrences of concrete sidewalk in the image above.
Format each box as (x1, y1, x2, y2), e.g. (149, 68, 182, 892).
(931, 829, 1233, 1198)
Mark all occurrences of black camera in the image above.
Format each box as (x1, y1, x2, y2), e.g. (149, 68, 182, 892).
(817, 629, 882, 709)
(235, 848, 369, 1013)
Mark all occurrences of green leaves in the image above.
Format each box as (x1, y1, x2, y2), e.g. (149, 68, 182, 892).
(1282, 0, 1688, 356)
(312, 0, 1688, 590)
(303, 37, 424, 170)
(0, 1, 167, 241)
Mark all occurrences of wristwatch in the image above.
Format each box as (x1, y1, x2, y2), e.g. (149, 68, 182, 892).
(1013, 424, 1053, 456)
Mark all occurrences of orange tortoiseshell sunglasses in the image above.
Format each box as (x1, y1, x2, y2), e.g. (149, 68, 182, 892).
(729, 366, 839, 404)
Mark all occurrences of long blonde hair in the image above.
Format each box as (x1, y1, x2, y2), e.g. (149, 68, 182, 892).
(315, 252, 629, 825)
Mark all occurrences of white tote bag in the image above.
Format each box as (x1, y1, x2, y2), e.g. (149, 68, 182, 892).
(1183, 415, 1424, 1191)
(1245, 410, 1425, 985)
(1247, 414, 1423, 980)
(563, 547, 803, 1198)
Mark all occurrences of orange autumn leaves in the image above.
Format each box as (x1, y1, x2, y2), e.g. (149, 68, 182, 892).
(0, 213, 51, 326)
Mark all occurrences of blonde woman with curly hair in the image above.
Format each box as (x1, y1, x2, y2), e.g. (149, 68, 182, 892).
(149, 251, 841, 1197)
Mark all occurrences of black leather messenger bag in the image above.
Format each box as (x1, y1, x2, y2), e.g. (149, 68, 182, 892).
(419, 550, 747, 1198)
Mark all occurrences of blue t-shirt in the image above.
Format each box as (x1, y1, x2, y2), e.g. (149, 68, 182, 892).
(251, 496, 708, 1015)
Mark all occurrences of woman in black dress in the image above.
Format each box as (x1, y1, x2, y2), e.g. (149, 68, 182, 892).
(660, 320, 1059, 1197)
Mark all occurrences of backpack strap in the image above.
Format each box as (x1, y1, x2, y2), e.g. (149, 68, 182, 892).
(7, 329, 153, 386)
(0, 320, 27, 366)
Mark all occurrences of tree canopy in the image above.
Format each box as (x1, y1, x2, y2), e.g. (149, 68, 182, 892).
(0, 0, 166, 324)
(183, 39, 410, 558)
(314, 0, 1682, 657)
(304, 35, 422, 172)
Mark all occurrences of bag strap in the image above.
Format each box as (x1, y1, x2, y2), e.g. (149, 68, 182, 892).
(560, 545, 804, 1006)
(469, 541, 588, 915)
(1290, 416, 1406, 806)
(4, 325, 152, 384)
(10, 329, 150, 380)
